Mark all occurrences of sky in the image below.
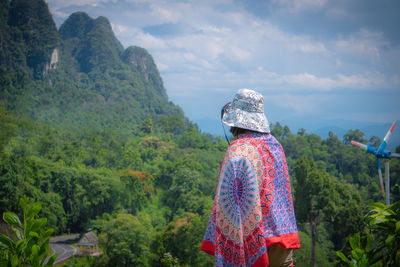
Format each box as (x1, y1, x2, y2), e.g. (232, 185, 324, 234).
(46, 0, 400, 136)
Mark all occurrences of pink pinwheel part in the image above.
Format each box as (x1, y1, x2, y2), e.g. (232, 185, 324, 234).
(351, 140, 367, 150)
(383, 121, 396, 143)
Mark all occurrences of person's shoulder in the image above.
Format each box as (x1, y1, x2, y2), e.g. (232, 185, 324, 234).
(267, 133, 282, 145)
(225, 137, 256, 154)
(229, 135, 256, 148)
(247, 133, 285, 153)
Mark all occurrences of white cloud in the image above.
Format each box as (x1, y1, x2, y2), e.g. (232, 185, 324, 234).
(204, 69, 388, 91)
(155, 62, 168, 71)
(133, 32, 167, 50)
(281, 72, 385, 90)
(52, 10, 70, 19)
(200, 26, 231, 34)
(229, 46, 251, 61)
(281, 73, 333, 89)
(263, 93, 327, 114)
(289, 42, 327, 53)
(149, 4, 182, 24)
(47, 0, 109, 8)
(111, 23, 128, 34)
(124, 0, 152, 4)
(334, 29, 388, 60)
(272, 0, 327, 13)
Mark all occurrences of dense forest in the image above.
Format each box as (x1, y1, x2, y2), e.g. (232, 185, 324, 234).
(1, 0, 399, 266)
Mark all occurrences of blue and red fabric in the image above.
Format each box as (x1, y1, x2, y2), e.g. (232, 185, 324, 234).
(201, 132, 300, 266)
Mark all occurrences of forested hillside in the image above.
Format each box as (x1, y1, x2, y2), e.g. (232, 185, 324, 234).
(0, 0, 183, 132)
(1, 0, 399, 266)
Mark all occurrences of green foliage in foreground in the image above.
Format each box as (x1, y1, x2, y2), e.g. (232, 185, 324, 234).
(337, 200, 400, 267)
(0, 196, 57, 267)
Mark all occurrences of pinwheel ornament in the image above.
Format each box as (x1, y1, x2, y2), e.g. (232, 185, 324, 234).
(351, 122, 400, 205)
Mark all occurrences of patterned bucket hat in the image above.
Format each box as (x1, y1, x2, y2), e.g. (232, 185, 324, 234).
(222, 88, 270, 133)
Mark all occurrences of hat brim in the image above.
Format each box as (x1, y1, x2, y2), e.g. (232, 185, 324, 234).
(222, 103, 270, 134)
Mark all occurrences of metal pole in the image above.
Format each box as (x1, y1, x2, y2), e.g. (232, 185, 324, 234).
(377, 159, 385, 198)
(385, 159, 390, 205)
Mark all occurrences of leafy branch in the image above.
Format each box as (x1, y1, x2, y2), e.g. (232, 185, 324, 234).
(0, 196, 57, 267)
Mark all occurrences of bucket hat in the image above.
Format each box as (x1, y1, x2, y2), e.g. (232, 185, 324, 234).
(222, 88, 270, 133)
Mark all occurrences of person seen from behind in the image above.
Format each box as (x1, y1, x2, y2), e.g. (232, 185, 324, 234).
(201, 89, 300, 266)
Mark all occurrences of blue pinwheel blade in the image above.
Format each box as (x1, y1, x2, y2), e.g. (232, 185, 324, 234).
(378, 122, 396, 154)
(351, 140, 376, 155)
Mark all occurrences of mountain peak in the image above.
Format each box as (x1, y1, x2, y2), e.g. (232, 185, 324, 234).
(60, 12, 123, 74)
(122, 46, 166, 96)
(59, 12, 93, 39)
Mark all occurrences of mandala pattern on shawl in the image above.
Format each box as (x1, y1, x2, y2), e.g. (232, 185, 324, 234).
(219, 157, 258, 228)
(212, 140, 268, 266)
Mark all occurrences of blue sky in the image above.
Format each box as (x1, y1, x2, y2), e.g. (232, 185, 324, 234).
(47, 0, 400, 136)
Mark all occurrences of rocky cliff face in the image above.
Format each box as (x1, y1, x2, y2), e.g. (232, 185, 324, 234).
(44, 48, 59, 74)
(0, 0, 60, 110)
(122, 46, 166, 96)
(6, 0, 60, 77)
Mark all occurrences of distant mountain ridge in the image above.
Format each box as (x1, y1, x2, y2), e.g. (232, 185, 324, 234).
(194, 117, 400, 149)
(0, 0, 184, 131)
(313, 124, 400, 150)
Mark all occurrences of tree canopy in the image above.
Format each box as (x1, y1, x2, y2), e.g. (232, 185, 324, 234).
(1, 1, 399, 266)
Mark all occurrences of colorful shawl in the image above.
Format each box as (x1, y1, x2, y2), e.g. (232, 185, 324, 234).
(201, 132, 300, 266)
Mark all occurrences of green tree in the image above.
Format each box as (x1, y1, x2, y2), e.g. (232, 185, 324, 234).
(368, 136, 381, 148)
(294, 230, 334, 267)
(140, 117, 154, 134)
(98, 213, 151, 266)
(329, 180, 364, 250)
(343, 129, 367, 145)
(163, 168, 202, 215)
(271, 122, 283, 139)
(297, 128, 307, 136)
(294, 157, 335, 267)
(282, 125, 292, 139)
(177, 125, 205, 149)
(161, 212, 213, 266)
(325, 131, 346, 175)
(0, 108, 17, 153)
(158, 114, 185, 135)
(120, 170, 154, 214)
(0, 196, 57, 267)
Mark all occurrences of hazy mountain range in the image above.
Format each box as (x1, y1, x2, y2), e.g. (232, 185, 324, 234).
(195, 117, 400, 150)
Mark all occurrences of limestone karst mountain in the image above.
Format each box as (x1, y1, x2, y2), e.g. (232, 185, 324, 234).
(0, 0, 184, 131)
